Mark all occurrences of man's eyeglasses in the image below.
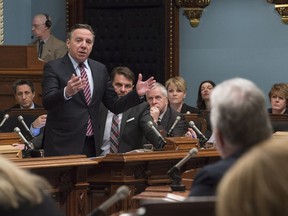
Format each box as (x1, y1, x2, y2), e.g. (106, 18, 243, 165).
(32, 23, 45, 29)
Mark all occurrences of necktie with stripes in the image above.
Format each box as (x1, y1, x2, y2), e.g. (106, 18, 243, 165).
(79, 63, 93, 136)
(110, 114, 119, 153)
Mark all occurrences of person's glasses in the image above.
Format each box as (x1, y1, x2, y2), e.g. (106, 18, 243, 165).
(32, 23, 45, 29)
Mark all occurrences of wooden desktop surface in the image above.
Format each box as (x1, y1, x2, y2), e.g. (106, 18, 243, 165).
(0, 134, 220, 216)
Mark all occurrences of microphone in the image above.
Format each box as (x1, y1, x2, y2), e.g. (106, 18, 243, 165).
(88, 185, 129, 216)
(18, 115, 34, 140)
(172, 148, 198, 170)
(167, 116, 181, 137)
(147, 121, 167, 149)
(0, 114, 9, 127)
(167, 148, 198, 191)
(14, 127, 35, 150)
(188, 121, 208, 141)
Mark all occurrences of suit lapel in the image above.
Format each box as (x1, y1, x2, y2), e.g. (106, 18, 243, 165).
(120, 110, 130, 137)
(41, 36, 54, 60)
(161, 106, 171, 131)
(87, 59, 98, 104)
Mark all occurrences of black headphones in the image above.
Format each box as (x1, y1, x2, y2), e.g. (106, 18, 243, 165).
(43, 13, 52, 28)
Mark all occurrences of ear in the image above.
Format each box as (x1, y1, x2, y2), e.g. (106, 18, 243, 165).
(66, 39, 70, 49)
(215, 128, 225, 151)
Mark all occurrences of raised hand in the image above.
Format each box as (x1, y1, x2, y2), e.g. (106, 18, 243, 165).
(136, 73, 156, 96)
(65, 74, 87, 97)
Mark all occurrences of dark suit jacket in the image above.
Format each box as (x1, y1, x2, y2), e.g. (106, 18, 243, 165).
(0, 194, 64, 216)
(156, 105, 187, 139)
(31, 133, 44, 149)
(1, 104, 43, 140)
(181, 103, 200, 114)
(8, 103, 42, 109)
(189, 149, 246, 196)
(99, 102, 163, 153)
(42, 54, 144, 156)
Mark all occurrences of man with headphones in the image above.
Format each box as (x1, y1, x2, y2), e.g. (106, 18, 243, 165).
(32, 13, 67, 62)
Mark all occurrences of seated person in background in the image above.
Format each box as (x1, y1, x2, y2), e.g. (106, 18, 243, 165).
(146, 82, 187, 139)
(196, 80, 216, 138)
(12, 116, 46, 150)
(267, 82, 288, 114)
(1, 80, 44, 140)
(165, 76, 200, 114)
(10, 79, 42, 109)
(99, 67, 160, 155)
(30, 114, 47, 137)
(216, 138, 288, 216)
(196, 80, 216, 111)
(189, 78, 272, 197)
(32, 13, 67, 62)
(0, 155, 64, 216)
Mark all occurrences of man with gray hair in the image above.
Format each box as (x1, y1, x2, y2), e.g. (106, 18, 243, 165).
(189, 77, 272, 196)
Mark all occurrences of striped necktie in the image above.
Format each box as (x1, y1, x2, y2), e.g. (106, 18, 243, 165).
(110, 114, 120, 153)
(79, 63, 93, 136)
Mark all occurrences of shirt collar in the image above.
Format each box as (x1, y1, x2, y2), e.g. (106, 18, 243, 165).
(68, 53, 88, 70)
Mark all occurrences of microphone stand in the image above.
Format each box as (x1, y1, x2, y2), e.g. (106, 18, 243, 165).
(167, 166, 186, 191)
(198, 135, 208, 149)
(167, 148, 198, 191)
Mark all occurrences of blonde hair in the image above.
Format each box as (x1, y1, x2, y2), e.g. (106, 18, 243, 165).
(165, 76, 187, 93)
(268, 83, 288, 103)
(216, 138, 288, 216)
(0, 155, 50, 209)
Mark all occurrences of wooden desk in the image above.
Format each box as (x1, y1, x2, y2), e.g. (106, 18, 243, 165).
(0, 132, 21, 158)
(269, 114, 288, 132)
(88, 149, 220, 215)
(2, 147, 219, 215)
(11, 155, 98, 216)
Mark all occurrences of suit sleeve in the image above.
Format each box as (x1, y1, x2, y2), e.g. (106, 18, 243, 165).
(189, 167, 217, 197)
(42, 62, 69, 110)
(102, 78, 145, 115)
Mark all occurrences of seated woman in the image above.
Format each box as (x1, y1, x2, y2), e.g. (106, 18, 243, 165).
(216, 138, 288, 216)
(196, 80, 216, 111)
(196, 80, 216, 139)
(165, 76, 200, 114)
(268, 83, 288, 114)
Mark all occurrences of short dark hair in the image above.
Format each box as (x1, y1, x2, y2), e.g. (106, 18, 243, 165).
(110, 67, 135, 84)
(67, 24, 95, 41)
(12, 80, 35, 94)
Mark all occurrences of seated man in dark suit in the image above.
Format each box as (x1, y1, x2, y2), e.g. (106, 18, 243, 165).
(145, 82, 187, 141)
(99, 67, 160, 155)
(10, 79, 42, 109)
(188, 78, 273, 197)
(1, 79, 44, 140)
